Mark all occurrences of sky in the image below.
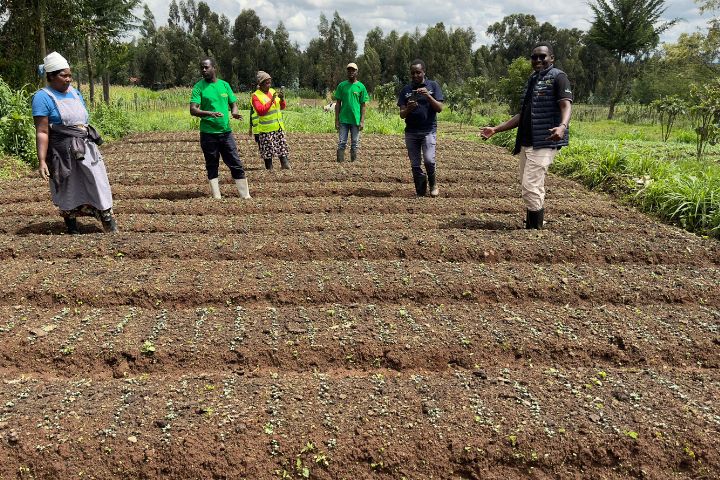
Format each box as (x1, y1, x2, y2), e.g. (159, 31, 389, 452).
(143, 0, 714, 51)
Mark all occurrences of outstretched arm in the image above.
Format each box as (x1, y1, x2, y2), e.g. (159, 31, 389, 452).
(480, 114, 520, 139)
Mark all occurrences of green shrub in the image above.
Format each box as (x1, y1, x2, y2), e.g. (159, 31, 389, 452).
(90, 102, 130, 140)
(0, 78, 36, 166)
(373, 82, 399, 115)
(295, 87, 322, 99)
(497, 58, 533, 115)
(554, 139, 720, 237)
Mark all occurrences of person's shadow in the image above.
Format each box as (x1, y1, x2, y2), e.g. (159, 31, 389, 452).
(348, 187, 393, 198)
(15, 220, 102, 235)
(147, 189, 206, 201)
(440, 217, 517, 230)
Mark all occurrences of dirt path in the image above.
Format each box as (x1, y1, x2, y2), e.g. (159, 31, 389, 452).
(1, 132, 718, 479)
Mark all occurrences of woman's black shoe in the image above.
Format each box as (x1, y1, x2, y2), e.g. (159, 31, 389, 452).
(64, 217, 80, 235)
(102, 217, 119, 233)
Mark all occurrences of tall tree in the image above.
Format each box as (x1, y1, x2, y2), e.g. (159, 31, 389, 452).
(587, 0, 675, 118)
(168, 0, 181, 28)
(76, 0, 140, 104)
(318, 12, 357, 91)
(231, 9, 268, 90)
(696, 0, 720, 64)
(271, 22, 299, 89)
(391, 32, 416, 85)
(357, 45, 381, 92)
(299, 12, 357, 94)
(486, 14, 557, 71)
(417, 23, 451, 82)
(140, 3, 156, 37)
(0, 0, 76, 87)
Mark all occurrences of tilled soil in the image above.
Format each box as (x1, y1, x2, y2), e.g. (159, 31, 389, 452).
(0, 132, 718, 479)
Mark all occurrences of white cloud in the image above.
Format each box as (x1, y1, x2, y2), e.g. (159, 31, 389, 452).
(285, 12, 308, 31)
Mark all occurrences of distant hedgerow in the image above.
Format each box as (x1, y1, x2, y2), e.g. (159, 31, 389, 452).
(0, 78, 37, 166)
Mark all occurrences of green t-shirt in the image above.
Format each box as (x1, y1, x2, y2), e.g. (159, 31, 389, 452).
(190, 78, 237, 134)
(333, 80, 370, 125)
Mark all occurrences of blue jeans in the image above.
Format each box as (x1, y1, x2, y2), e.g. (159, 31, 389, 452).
(338, 123, 360, 151)
(404, 131, 436, 177)
(200, 131, 246, 180)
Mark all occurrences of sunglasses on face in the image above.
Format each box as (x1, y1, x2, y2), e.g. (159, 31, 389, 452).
(530, 54, 548, 61)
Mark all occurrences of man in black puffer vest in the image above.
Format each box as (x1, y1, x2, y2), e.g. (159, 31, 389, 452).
(480, 43, 573, 229)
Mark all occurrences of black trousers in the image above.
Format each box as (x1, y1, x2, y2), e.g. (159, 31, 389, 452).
(200, 131, 246, 180)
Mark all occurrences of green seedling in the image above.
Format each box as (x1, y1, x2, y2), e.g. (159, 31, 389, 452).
(684, 443, 696, 459)
(141, 340, 156, 355)
(314, 453, 329, 467)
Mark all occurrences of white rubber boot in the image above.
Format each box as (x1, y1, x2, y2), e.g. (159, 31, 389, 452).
(235, 178, 251, 199)
(209, 178, 221, 199)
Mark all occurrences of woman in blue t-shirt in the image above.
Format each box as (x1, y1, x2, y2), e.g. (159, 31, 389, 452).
(32, 52, 117, 234)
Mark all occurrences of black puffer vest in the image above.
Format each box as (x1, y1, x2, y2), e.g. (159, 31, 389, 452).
(513, 66, 569, 155)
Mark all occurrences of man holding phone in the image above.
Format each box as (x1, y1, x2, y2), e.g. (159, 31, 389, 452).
(398, 59, 444, 197)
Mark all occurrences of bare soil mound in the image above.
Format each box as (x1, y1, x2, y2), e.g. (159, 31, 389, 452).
(1, 132, 718, 479)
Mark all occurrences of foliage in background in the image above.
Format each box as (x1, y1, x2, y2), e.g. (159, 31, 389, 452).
(91, 102, 130, 140)
(689, 80, 720, 159)
(444, 76, 497, 127)
(652, 95, 687, 142)
(373, 82, 399, 115)
(3, 0, 717, 111)
(587, 0, 676, 119)
(633, 32, 720, 103)
(497, 58, 533, 115)
(0, 78, 36, 166)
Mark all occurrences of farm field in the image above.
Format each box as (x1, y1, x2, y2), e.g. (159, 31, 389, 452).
(0, 132, 719, 479)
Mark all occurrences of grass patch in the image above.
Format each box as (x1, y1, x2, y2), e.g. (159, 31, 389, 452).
(553, 140, 720, 237)
(0, 154, 32, 179)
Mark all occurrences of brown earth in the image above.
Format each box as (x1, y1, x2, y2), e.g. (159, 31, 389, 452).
(0, 132, 718, 480)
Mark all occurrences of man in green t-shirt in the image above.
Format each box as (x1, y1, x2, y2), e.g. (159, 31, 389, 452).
(333, 62, 370, 162)
(190, 58, 250, 199)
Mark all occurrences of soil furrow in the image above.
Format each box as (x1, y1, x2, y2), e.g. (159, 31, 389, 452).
(0, 180, 588, 204)
(1, 303, 717, 377)
(0, 197, 649, 220)
(0, 168, 582, 193)
(0, 211, 700, 240)
(0, 369, 717, 479)
(1, 259, 718, 309)
(0, 229, 717, 266)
